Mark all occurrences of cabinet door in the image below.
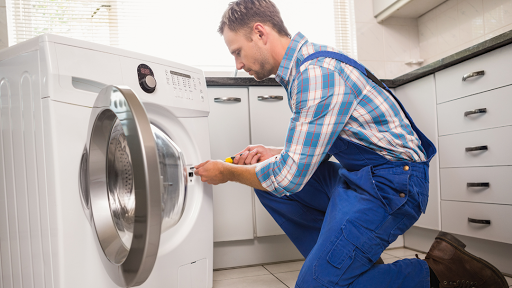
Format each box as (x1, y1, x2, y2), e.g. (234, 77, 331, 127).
(394, 75, 441, 230)
(208, 88, 254, 242)
(248, 86, 291, 237)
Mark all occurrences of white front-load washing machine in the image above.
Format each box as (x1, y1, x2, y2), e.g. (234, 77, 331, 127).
(0, 34, 213, 288)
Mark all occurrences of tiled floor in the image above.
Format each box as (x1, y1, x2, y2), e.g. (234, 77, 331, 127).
(213, 247, 512, 288)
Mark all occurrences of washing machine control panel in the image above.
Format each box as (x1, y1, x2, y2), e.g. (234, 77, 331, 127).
(123, 57, 208, 112)
(164, 69, 203, 102)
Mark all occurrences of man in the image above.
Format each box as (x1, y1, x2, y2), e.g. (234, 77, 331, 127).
(194, 0, 508, 287)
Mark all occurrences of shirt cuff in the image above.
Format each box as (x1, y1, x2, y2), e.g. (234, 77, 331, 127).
(255, 154, 288, 197)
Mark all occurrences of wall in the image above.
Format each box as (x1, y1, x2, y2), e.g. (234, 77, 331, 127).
(354, 0, 422, 79)
(419, 0, 512, 65)
(0, 0, 7, 50)
(355, 0, 512, 78)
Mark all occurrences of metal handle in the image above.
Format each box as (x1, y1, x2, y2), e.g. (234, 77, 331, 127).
(464, 108, 487, 117)
(468, 218, 491, 225)
(462, 70, 485, 81)
(465, 145, 488, 152)
(467, 182, 490, 188)
(257, 95, 284, 101)
(214, 97, 241, 102)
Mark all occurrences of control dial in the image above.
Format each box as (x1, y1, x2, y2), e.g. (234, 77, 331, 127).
(137, 64, 157, 93)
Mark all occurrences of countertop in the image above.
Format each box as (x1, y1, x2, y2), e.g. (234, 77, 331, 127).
(206, 30, 512, 89)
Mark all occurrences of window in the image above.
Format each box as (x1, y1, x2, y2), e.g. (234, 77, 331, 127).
(6, 0, 357, 72)
(8, 0, 118, 47)
(333, 0, 357, 59)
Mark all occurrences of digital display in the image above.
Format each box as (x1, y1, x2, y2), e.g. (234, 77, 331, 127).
(140, 68, 151, 75)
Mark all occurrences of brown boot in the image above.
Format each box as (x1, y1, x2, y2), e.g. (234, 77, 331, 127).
(424, 231, 508, 288)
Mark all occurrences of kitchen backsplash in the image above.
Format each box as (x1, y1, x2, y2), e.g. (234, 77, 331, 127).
(354, 0, 421, 79)
(419, 0, 512, 66)
(355, 0, 512, 79)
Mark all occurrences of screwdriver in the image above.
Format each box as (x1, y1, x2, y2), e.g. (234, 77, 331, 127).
(225, 152, 259, 163)
(225, 154, 242, 163)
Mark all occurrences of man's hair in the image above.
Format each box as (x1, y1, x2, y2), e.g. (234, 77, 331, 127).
(217, 0, 291, 39)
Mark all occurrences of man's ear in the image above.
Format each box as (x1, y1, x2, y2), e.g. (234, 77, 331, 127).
(253, 23, 268, 45)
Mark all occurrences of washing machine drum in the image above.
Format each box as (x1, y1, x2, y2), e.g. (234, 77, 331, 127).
(104, 121, 187, 249)
(79, 85, 187, 287)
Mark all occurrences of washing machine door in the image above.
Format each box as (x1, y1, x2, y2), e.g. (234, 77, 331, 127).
(80, 85, 162, 287)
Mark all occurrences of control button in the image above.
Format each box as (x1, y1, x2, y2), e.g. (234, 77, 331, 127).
(145, 75, 156, 88)
(200, 94, 205, 102)
(137, 64, 156, 93)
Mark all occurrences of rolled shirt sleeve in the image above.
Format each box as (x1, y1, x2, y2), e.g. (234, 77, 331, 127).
(255, 65, 359, 196)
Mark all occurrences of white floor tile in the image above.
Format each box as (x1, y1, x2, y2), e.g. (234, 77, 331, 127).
(274, 271, 300, 288)
(380, 253, 399, 260)
(213, 266, 270, 281)
(213, 274, 288, 288)
(383, 248, 418, 258)
(264, 261, 305, 274)
(383, 256, 401, 264)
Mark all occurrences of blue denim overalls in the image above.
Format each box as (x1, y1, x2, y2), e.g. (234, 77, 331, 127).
(254, 51, 436, 288)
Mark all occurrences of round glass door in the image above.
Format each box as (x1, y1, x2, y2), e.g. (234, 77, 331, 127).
(151, 125, 187, 233)
(81, 85, 162, 287)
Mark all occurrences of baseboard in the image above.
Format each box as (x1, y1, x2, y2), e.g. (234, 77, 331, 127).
(213, 234, 303, 269)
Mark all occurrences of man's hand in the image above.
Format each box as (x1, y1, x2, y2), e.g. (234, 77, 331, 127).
(233, 145, 283, 165)
(194, 159, 267, 191)
(193, 160, 231, 185)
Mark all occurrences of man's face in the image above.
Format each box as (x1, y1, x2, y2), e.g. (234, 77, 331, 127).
(223, 27, 274, 81)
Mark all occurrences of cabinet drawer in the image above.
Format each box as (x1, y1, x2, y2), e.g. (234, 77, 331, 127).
(438, 126, 512, 168)
(440, 166, 512, 205)
(437, 85, 512, 136)
(436, 44, 512, 104)
(441, 201, 512, 244)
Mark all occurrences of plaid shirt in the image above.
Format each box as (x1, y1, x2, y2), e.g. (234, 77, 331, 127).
(255, 32, 426, 196)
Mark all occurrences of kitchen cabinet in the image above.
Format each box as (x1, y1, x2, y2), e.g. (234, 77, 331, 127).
(435, 44, 512, 245)
(208, 88, 254, 242)
(394, 75, 441, 230)
(207, 86, 290, 241)
(372, 0, 445, 23)
(248, 86, 291, 237)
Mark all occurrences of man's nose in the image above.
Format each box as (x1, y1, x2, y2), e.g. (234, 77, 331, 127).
(235, 59, 244, 70)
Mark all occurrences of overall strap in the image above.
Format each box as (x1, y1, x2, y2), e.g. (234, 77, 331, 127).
(301, 51, 391, 94)
(300, 50, 437, 161)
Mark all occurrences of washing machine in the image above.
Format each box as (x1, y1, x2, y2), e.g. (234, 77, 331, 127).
(0, 34, 213, 288)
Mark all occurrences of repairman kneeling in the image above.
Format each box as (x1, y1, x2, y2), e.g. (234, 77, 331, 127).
(195, 1, 508, 287)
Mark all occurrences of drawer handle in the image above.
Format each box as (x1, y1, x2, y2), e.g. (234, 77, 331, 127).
(465, 145, 488, 152)
(257, 95, 283, 101)
(464, 108, 487, 117)
(467, 182, 490, 188)
(468, 218, 491, 225)
(462, 70, 485, 81)
(214, 97, 241, 102)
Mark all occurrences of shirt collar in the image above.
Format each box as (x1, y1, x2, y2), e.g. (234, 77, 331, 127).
(275, 32, 308, 89)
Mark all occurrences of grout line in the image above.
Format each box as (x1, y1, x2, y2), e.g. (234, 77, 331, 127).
(213, 259, 305, 272)
(263, 266, 290, 288)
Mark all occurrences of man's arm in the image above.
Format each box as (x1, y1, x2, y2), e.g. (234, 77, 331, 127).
(254, 65, 357, 196)
(194, 160, 267, 191)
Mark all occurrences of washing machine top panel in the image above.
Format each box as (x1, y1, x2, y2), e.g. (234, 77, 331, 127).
(3, 34, 210, 115)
